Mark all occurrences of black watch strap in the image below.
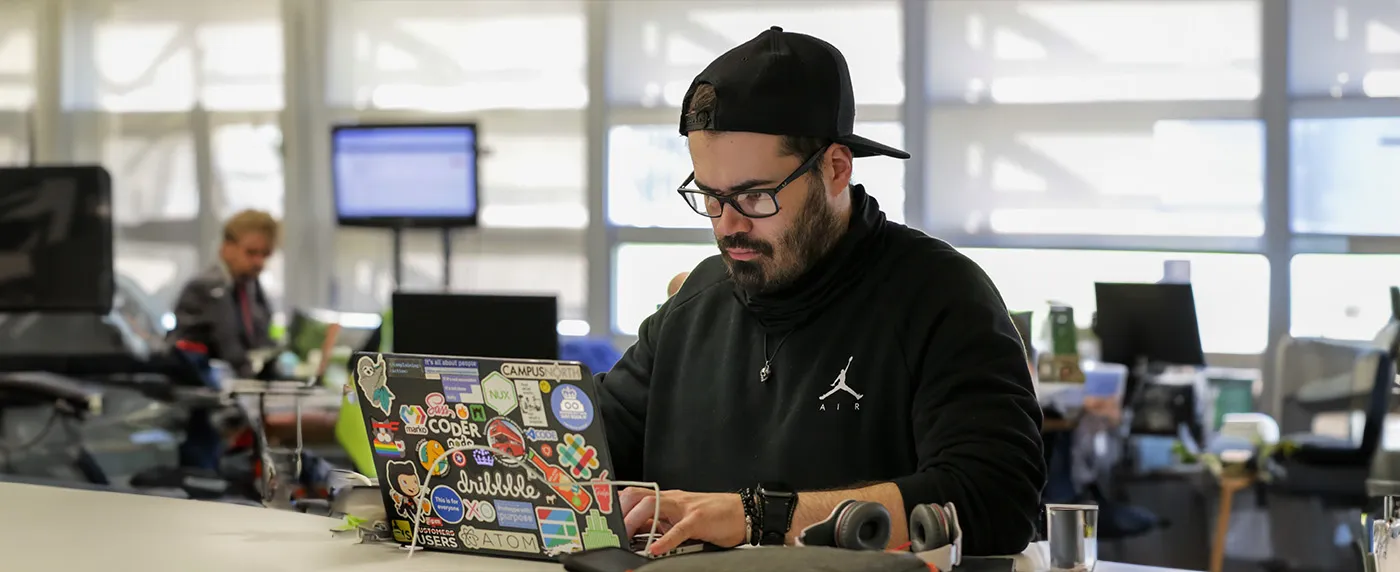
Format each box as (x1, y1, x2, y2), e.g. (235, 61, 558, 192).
(756, 482, 797, 545)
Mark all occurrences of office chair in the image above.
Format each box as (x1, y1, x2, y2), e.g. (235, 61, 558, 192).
(1263, 337, 1395, 572)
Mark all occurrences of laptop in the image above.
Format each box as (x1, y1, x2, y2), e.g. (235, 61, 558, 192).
(352, 351, 627, 561)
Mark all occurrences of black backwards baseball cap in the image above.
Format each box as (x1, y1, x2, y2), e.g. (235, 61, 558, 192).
(679, 26, 910, 160)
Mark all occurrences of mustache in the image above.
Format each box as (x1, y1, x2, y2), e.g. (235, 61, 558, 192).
(718, 233, 773, 256)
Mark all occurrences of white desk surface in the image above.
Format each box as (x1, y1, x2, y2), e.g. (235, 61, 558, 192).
(0, 482, 1195, 572)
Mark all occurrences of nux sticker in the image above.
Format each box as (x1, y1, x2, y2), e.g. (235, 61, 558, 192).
(482, 371, 518, 416)
(400, 405, 428, 435)
(550, 384, 594, 432)
(514, 379, 549, 427)
(460, 526, 539, 554)
(581, 509, 621, 549)
(417, 439, 449, 477)
(385, 460, 429, 518)
(424, 392, 454, 417)
(371, 420, 405, 458)
(355, 354, 394, 416)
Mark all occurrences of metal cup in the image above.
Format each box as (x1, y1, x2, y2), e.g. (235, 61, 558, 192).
(1045, 503, 1099, 572)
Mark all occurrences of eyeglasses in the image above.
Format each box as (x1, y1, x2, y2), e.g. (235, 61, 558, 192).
(677, 145, 829, 219)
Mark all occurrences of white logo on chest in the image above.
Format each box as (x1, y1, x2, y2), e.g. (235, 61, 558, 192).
(818, 356, 861, 411)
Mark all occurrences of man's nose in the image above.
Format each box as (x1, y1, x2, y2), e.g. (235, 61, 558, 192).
(712, 204, 751, 237)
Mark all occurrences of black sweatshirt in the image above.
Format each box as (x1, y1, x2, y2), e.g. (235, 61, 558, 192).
(596, 185, 1045, 556)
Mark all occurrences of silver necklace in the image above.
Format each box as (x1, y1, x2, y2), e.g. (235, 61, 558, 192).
(759, 331, 794, 383)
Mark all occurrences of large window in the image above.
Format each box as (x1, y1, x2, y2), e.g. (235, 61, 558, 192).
(0, 0, 34, 166)
(927, 0, 1261, 104)
(613, 243, 717, 336)
(1290, 0, 1400, 99)
(964, 248, 1271, 355)
(1291, 118, 1400, 237)
(608, 0, 903, 108)
(63, 0, 287, 310)
(1291, 254, 1400, 341)
(607, 122, 906, 228)
(327, 0, 590, 320)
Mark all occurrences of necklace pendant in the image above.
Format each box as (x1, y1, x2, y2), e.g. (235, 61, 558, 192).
(759, 363, 771, 383)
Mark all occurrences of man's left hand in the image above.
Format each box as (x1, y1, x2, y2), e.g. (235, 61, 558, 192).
(619, 488, 747, 555)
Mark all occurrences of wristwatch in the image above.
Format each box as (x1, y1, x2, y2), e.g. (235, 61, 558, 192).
(755, 482, 798, 546)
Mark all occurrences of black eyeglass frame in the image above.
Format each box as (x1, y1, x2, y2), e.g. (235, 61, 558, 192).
(675, 144, 830, 219)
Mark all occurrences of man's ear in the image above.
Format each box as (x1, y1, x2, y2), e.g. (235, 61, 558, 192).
(826, 144, 854, 196)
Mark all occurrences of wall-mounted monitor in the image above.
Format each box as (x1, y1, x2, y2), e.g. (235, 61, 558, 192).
(331, 123, 480, 228)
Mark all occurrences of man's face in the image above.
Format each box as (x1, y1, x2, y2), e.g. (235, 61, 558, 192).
(688, 131, 845, 293)
(220, 232, 274, 280)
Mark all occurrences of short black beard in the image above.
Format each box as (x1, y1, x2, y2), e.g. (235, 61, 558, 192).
(719, 180, 844, 294)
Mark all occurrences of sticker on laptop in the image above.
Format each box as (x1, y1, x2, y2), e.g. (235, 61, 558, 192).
(550, 384, 594, 431)
(591, 470, 614, 514)
(486, 417, 527, 466)
(502, 362, 583, 381)
(536, 506, 583, 555)
(424, 393, 454, 417)
(456, 469, 541, 501)
(385, 460, 428, 518)
(460, 526, 539, 554)
(558, 433, 600, 480)
(371, 420, 405, 458)
(525, 428, 558, 443)
(355, 354, 394, 416)
(581, 509, 621, 549)
(400, 405, 428, 435)
(441, 373, 484, 404)
(515, 379, 549, 427)
(494, 500, 538, 529)
(482, 371, 518, 416)
(463, 499, 497, 523)
(431, 485, 465, 524)
(417, 439, 449, 477)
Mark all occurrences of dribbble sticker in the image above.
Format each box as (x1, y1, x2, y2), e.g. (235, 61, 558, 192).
(482, 371, 518, 416)
(355, 354, 394, 415)
(515, 379, 549, 427)
(431, 485, 465, 524)
(581, 509, 620, 549)
(550, 384, 594, 431)
(417, 439, 449, 477)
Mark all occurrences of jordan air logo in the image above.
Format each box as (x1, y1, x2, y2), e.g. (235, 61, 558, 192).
(819, 356, 862, 401)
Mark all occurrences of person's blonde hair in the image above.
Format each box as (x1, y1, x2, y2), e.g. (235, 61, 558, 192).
(222, 209, 280, 245)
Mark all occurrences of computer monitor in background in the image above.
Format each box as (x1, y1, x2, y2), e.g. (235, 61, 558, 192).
(331, 123, 479, 227)
(0, 166, 115, 313)
(287, 308, 382, 360)
(1094, 282, 1206, 370)
(392, 292, 558, 360)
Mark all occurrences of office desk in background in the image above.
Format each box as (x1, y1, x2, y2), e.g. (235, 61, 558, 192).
(0, 482, 1198, 572)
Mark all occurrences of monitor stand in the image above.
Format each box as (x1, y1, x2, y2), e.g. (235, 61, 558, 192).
(390, 226, 453, 292)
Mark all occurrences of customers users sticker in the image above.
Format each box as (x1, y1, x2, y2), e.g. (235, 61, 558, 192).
(550, 384, 594, 431)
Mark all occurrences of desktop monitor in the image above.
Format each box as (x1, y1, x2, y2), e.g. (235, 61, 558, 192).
(287, 308, 382, 361)
(331, 123, 480, 228)
(391, 292, 558, 360)
(0, 166, 115, 313)
(1094, 282, 1206, 369)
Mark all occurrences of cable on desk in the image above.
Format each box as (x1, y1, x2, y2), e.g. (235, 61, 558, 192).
(405, 444, 662, 559)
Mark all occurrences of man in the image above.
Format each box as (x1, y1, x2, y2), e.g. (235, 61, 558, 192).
(169, 209, 278, 377)
(666, 272, 689, 298)
(597, 27, 1044, 557)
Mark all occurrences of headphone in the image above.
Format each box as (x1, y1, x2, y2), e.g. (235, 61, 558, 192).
(797, 500, 961, 554)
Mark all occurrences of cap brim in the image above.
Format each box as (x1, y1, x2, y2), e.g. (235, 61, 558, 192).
(836, 133, 910, 160)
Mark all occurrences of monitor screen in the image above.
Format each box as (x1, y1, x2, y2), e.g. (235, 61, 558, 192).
(332, 124, 479, 227)
(392, 292, 558, 360)
(0, 166, 114, 313)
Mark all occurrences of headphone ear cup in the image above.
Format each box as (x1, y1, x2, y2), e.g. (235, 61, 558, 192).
(908, 503, 952, 553)
(834, 501, 891, 551)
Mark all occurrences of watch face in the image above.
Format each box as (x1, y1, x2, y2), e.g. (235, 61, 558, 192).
(758, 482, 794, 497)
